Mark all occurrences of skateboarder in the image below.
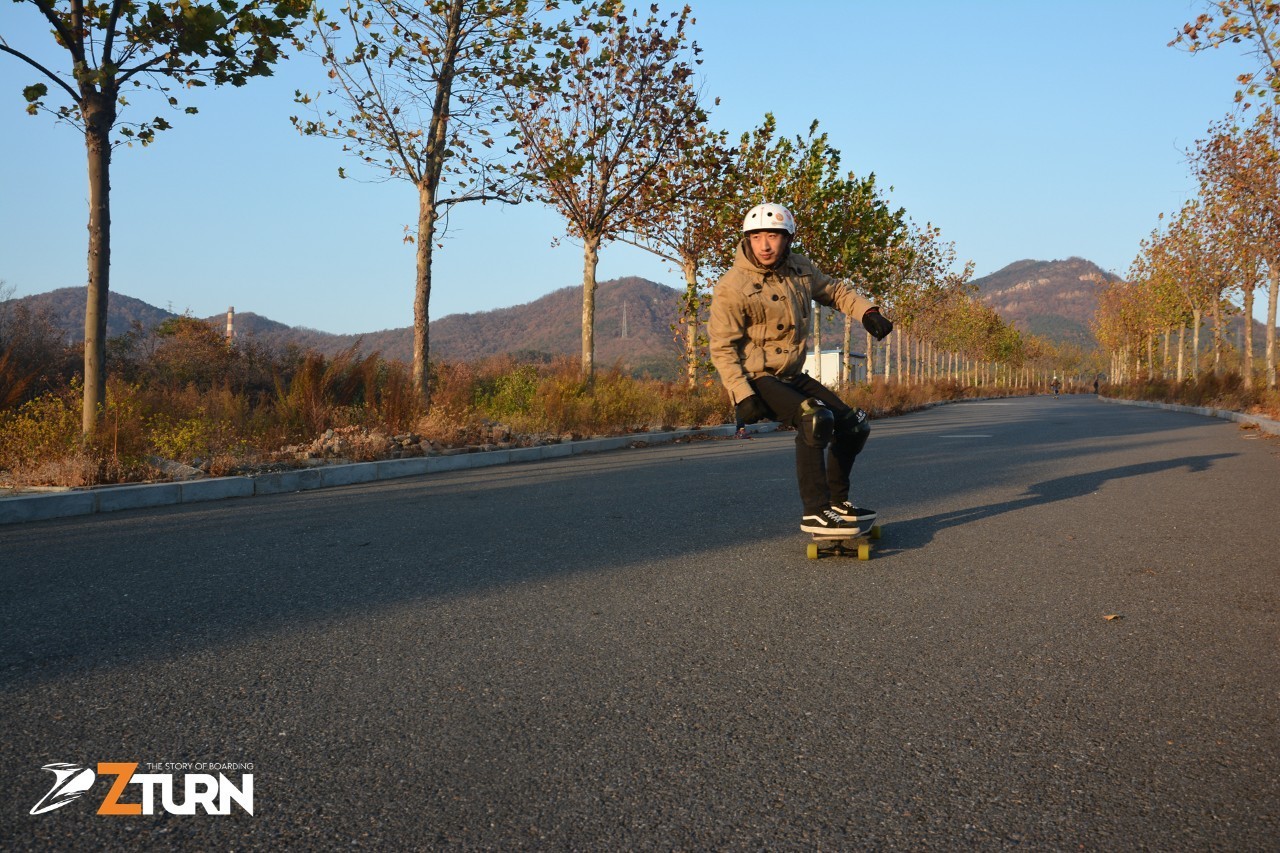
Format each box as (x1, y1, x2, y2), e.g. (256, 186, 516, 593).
(709, 202, 894, 534)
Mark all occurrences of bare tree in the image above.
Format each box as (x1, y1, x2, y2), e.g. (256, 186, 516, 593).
(622, 125, 736, 386)
(506, 2, 706, 379)
(2, 0, 309, 435)
(294, 0, 574, 408)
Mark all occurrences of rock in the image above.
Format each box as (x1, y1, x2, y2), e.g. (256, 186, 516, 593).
(146, 456, 205, 481)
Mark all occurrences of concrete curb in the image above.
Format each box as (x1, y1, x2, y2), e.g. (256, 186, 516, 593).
(1098, 395, 1280, 436)
(0, 423, 773, 526)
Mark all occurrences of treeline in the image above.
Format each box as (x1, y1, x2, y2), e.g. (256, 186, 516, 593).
(1096, 2, 1280, 391)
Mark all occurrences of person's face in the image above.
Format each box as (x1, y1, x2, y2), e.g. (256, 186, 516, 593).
(747, 230, 788, 267)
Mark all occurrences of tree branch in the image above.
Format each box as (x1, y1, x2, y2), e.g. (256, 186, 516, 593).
(0, 43, 80, 103)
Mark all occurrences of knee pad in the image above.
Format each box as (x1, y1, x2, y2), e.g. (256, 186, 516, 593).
(834, 407, 870, 455)
(797, 398, 835, 448)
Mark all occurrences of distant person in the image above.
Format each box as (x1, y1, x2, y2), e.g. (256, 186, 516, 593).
(708, 202, 893, 534)
(1093, 377, 1100, 395)
(1051, 377, 1061, 397)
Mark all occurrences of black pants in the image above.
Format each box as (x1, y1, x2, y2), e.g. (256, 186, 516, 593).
(751, 374, 870, 515)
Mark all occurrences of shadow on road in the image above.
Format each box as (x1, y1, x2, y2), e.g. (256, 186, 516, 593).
(881, 452, 1237, 553)
(0, 396, 1240, 688)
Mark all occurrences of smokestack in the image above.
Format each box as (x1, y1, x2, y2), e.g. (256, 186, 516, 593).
(226, 306, 234, 345)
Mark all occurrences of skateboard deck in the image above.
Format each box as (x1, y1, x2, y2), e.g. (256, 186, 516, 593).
(806, 521, 883, 560)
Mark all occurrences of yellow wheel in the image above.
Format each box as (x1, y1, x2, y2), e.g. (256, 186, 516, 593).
(806, 543, 819, 560)
(857, 543, 871, 561)
(869, 524, 882, 540)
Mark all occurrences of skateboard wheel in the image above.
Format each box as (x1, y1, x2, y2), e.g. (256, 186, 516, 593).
(869, 524, 882, 540)
(857, 543, 871, 561)
(806, 543, 819, 560)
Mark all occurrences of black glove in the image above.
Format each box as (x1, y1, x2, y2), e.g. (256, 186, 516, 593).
(861, 306, 893, 340)
(735, 395, 772, 425)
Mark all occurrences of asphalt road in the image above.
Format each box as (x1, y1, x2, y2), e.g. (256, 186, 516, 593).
(2, 395, 1278, 850)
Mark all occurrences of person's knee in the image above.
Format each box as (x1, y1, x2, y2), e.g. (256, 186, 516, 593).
(833, 407, 870, 454)
(797, 398, 835, 448)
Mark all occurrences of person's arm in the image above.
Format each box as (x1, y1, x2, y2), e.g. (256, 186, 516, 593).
(806, 260, 891, 338)
(708, 284, 757, 404)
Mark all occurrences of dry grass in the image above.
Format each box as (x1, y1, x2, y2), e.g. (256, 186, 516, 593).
(1106, 374, 1280, 420)
(14, 339, 1271, 491)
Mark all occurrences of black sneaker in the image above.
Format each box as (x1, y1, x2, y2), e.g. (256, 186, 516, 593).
(801, 508, 861, 534)
(831, 501, 877, 523)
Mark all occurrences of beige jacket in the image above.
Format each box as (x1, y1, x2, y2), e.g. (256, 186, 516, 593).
(709, 241, 874, 404)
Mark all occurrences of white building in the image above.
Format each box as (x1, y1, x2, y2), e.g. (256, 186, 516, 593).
(803, 349, 844, 387)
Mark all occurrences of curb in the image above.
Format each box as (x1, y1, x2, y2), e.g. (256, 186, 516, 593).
(0, 423, 775, 526)
(1097, 395, 1280, 436)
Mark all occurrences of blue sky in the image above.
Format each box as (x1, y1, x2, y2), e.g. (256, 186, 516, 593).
(0, 1, 1258, 335)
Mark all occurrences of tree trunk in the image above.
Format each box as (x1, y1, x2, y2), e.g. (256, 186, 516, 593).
(1267, 265, 1278, 390)
(682, 259, 699, 388)
(1191, 308, 1202, 379)
(81, 89, 116, 437)
(413, 183, 437, 409)
(1242, 280, 1255, 390)
(812, 303, 822, 384)
(411, 0, 462, 410)
(1162, 327, 1171, 379)
(1177, 325, 1186, 382)
(1211, 298, 1223, 376)
(581, 234, 601, 379)
(842, 314, 852, 385)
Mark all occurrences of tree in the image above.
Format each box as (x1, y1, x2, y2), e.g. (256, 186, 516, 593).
(887, 222, 973, 384)
(2, 0, 310, 435)
(811, 173, 909, 383)
(622, 125, 735, 386)
(1161, 200, 1232, 378)
(1194, 112, 1280, 388)
(507, 2, 706, 379)
(1174, 1, 1280, 109)
(293, 0, 569, 409)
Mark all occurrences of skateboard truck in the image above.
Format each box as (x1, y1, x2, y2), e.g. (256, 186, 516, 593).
(807, 521, 883, 561)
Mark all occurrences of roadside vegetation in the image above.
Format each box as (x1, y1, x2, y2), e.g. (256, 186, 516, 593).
(1102, 373, 1280, 420)
(7, 291, 1274, 491)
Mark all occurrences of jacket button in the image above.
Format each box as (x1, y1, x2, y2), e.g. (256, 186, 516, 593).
(771, 295, 779, 301)
(776, 323, 784, 331)
(775, 347, 783, 354)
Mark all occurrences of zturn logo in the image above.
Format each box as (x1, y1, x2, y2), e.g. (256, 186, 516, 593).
(30, 762, 254, 816)
(29, 764, 96, 815)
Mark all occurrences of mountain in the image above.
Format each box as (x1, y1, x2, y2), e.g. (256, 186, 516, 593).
(971, 257, 1120, 347)
(12, 277, 687, 378)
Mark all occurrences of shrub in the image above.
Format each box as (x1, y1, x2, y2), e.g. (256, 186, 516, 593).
(0, 387, 82, 472)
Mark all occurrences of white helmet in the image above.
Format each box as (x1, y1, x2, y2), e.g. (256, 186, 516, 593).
(742, 203, 796, 235)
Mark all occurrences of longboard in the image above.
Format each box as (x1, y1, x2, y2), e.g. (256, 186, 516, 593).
(807, 521, 883, 561)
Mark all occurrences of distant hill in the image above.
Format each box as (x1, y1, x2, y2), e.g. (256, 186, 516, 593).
(15, 287, 176, 341)
(971, 257, 1120, 347)
(19, 260, 1277, 371)
(14, 277, 687, 378)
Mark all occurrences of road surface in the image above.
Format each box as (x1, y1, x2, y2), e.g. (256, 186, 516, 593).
(2, 395, 1277, 849)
